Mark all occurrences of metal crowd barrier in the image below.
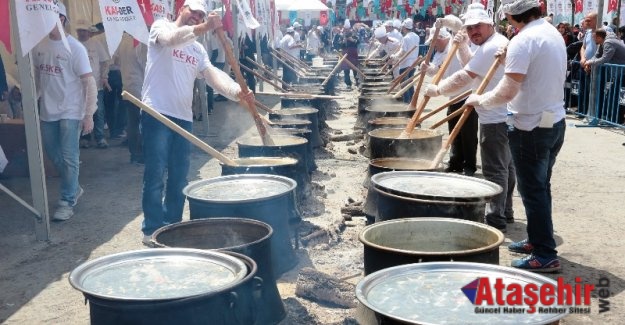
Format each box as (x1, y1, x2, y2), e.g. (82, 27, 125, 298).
(568, 61, 625, 128)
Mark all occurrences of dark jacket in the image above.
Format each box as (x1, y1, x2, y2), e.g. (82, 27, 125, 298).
(587, 35, 625, 66)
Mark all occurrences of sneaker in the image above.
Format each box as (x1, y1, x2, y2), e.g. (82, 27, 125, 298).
(96, 139, 109, 149)
(508, 239, 534, 254)
(53, 201, 74, 221)
(142, 234, 153, 247)
(511, 254, 561, 273)
(80, 139, 90, 149)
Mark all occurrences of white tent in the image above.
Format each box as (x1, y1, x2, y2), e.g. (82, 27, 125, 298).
(285, 0, 329, 11)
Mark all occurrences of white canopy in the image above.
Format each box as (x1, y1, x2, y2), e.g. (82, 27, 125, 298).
(279, 0, 329, 11)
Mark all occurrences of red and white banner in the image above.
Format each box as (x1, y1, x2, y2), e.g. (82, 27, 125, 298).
(149, 0, 174, 22)
(254, 0, 271, 38)
(98, 0, 149, 56)
(16, 0, 67, 55)
(0, 0, 11, 53)
(235, 0, 261, 30)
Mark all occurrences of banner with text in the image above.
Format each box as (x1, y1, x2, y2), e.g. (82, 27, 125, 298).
(98, 0, 149, 56)
(16, 0, 67, 55)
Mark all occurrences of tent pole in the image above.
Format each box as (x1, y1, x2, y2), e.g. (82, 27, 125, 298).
(10, 0, 50, 240)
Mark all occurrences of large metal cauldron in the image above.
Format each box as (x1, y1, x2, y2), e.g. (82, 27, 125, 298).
(357, 95, 401, 113)
(269, 107, 323, 148)
(356, 104, 415, 130)
(366, 117, 412, 134)
(368, 128, 442, 160)
(356, 262, 570, 325)
(69, 249, 259, 325)
(219, 156, 307, 203)
(183, 175, 299, 274)
(362, 158, 442, 188)
(151, 218, 286, 325)
(237, 134, 314, 176)
(359, 218, 504, 275)
(368, 171, 502, 223)
(270, 127, 317, 176)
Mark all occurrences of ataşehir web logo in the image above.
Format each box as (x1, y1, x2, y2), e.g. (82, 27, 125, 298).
(461, 277, 597, 314)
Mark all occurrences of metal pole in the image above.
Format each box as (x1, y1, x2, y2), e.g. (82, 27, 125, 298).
(588, 0, 605, 123)
(10, 0, 50, 240)
(255, 31, 264, 91)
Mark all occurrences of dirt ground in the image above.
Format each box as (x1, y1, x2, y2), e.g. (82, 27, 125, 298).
(1, 78, 625, 324)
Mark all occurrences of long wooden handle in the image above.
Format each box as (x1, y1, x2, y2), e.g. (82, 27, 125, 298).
(417, 89, 472, 124)
(392, 72, 422, 98)
(121, 91, 238, 166)
(428, 55, 504, 168)
(404, 40, 460, 134)
(245, 57, 294, 91)
(215, 28, 274, 146)
(271, 51, 307, 77)
(276, 48, 310, 71)
(386, 45, 418, 74)
(239, 64, 287, 92)
(321, 54, 348, 86)
(387, 55, 425, 93)
(254, 99, 276, 114)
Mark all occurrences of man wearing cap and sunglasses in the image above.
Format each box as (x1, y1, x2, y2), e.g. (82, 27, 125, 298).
(425, 5, 516, 236)
(464, 0, 567, 272)
(140, 0, 255, 245)
(391, 18, 421, 103)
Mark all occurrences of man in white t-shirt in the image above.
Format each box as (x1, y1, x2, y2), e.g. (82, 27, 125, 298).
(140, 0, 254, 244)
(367, 27, 401, 78)
(422, 24, 479, 178)
(426, 5, 516, 236)
(279, 27, 301, 86)
(76, 20, 111, 149)
(33, 3, 97, 221)
(118, 32, 148, 165)
(465, 0, 567, 272)
(391, 18, 420, 102)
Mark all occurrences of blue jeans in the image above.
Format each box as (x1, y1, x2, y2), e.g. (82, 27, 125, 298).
(481, 122, 516, 228)
(509, 119, 566, 258)
(141, 113, 192, 235)
(41, 119, 82, 205)
(399, 67, 416, 103)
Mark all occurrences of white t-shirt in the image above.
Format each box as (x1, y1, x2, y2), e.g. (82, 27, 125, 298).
(431, 40, 471, 98)
(33, 35, 92, 121)
(389, 29, 402, 44)
(465, 32, 509, 124)
(142, 20, 211, 122)
(280, 34, 300, 59)
(306, 32, 321, 55)
(81, 37, 111, 90)
(399, 32, 420, 69)
(118, 33, 147, 98)
(505, 19, 566, 131)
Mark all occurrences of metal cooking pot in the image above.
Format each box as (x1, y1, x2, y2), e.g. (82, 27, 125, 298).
(358, 95, 400, 113)
(359, 218, 504, 275)
(366, 117, 412, 134)
(184, 175, 299, 274)
(362, 158, 442, 188)
(151, 218, 286, 325)
(368, 128, 442, 160)
(69, 249, 260, 325)
(369, 171, 501, 223)
(269, 107, 323, 148)
(356, 262, 570, 325)
(356, 105, 415, 130)
(237, 134, 314, 176)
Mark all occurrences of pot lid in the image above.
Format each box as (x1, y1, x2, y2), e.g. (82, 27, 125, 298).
(356, 262, 569, 325)
(69, 248, 247, 301)
(371, 171, 502, 202)
(184, 174, 296, 202)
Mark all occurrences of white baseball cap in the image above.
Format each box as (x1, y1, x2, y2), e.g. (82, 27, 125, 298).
(317, 26, 324, 31)
(183, 0, 208, 15)
(286, 27, 295, 33)
(374, 26, 387, 38)
(402, 18, 413, 30)
(384, 20, 393, 27)
(293, 22, 302, 28)
(462, 3, 494, 26)
(393, 19, 402, 29)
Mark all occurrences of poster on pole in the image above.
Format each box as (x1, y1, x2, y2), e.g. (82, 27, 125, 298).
(98, 0, 150, 56)
(255, 0, 271, 38)
(235, 0, 261, 29)
(0, 0, 11, 53)
(16, 0, 68, 55)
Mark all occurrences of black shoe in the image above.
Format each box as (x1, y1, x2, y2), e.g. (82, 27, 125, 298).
(487, 221, 507, 233)
(444, 167, 462, 174)
(506, 216, 515, 224)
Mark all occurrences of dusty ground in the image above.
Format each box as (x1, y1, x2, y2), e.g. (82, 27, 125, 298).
(1, 77, 625, 324)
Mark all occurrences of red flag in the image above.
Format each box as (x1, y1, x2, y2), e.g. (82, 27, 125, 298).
(137, 0, 155, 26)
(222, 0, 234, 37)
(608, 0, 618, 13)
(320, 11, 328, 25)
(0, 0, 11, 53)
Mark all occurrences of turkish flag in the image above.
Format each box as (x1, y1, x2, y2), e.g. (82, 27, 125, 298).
(320, 11, 329, 25)
(608, 0, 618, 13)
(0, 0, 10, 53)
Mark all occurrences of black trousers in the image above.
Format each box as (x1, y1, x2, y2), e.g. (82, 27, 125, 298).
(446, 99, 479, 174)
